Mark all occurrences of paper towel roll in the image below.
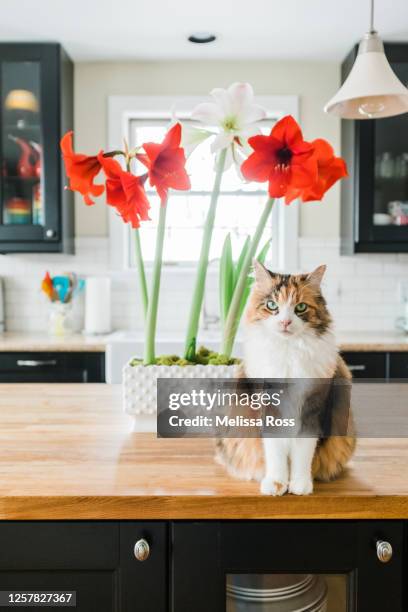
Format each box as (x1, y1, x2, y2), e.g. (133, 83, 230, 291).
(84, 277, 111, 335)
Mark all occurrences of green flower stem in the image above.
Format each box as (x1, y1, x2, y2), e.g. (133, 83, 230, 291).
(134, 229, 148, 319)
(183, 148, 227, 360)
(143, 202, 167, 365)
(124, 157, 148, 321)
(221, 197, 275, 357)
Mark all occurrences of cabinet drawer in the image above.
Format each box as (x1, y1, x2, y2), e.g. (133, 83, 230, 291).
(0, 523, 118, 570)
(389, 352, 408, 378)
(0, 352, 105, 382)
(341, 351, 387, 378)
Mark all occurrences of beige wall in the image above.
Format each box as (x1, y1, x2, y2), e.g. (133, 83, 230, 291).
(74, 60, 341, 238)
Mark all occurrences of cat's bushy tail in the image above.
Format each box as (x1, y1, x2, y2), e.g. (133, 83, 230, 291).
(312, 435, 356, 482)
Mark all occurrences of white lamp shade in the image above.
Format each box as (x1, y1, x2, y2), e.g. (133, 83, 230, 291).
(325, 39, 408, 119)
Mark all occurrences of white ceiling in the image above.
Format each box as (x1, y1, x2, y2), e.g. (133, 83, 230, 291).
(1, 0, 407, 62)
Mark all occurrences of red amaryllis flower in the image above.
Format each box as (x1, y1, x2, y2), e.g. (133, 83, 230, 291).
(241, 115, 316, 198)
(60, 131, 104, 205)
(137, 123, 190, 204)
(97, 154, 150, 228)
(284, 139, 348, 205)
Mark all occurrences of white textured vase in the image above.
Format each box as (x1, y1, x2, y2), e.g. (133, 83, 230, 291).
(123, 361, 237, 420)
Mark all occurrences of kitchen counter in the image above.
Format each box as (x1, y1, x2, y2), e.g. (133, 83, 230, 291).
(1, 330, 408, 354)
(337, 331, 408, 352)
(0, 332, 107, 352)
(0, 384, 407, 520)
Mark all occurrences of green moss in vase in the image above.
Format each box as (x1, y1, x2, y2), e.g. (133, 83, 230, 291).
(129, 347, 240, 367)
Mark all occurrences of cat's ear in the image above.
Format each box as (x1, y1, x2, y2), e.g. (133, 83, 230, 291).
(306, 265, 326, 288)
(253, 259, 273, 290)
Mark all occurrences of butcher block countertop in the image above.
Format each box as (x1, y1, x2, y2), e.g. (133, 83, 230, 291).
(0, 384, 407, 520)
(0, 332, 107, 352)
(1, 330, 408, 353)
(337, 331, 408, 352)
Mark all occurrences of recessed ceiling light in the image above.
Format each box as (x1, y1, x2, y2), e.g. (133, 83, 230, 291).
(188, 32, 216, 44)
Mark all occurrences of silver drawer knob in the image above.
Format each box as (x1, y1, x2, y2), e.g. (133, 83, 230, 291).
(134, 538, 150, 562)
(376, 539, 393, 563)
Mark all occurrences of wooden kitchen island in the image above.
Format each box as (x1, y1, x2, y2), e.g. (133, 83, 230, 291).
(0, 383, 406, 610)
(0, 383, 407, 520)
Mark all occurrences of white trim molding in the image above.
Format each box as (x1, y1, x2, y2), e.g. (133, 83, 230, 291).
(108, 94, 300, 272)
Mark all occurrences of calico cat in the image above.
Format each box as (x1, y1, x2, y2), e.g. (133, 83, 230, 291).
(216, 261, 356, 496)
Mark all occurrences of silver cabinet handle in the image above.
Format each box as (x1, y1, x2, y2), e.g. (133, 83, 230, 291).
(348, 364, 366, 372)
(134, 538, 150, 562)
(376, 539, 393, 563)
(17, 360, 57, 367)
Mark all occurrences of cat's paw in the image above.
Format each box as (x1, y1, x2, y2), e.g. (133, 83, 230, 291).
(260, 477, 288, 496)
(289, 477, 313, 496)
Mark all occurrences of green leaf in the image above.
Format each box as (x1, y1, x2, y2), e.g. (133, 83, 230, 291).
(237, 279, 252, 322)
(235, 239, 272, 328)
(219, 234, 234, 327)
(221, 197, 275, 357)
(256, 238, 271, 265)
(233, 236, 250, 290)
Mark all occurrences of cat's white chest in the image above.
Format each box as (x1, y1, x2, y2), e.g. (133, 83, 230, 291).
(244, 321, 337, 379)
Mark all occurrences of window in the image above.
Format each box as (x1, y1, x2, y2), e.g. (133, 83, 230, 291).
(108, 96, 299, 271)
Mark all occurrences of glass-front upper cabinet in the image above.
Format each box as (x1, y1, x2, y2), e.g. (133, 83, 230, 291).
(0, 44, 74, 253)
(341, 43, 408, 253)
(2, 61, 43, 227)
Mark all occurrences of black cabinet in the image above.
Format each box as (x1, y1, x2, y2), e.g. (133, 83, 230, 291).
(389, 352, 408, 378)
(0, 522, 167, 612)
(0, 520, 404, 611)
(0, 43, 74, 253)
(173, 521, 403, 611)
(342, 351, 408, 379)
(0, 352, 105, 382)
(341, 43, 408, 253)
(341, 351, 388, 378)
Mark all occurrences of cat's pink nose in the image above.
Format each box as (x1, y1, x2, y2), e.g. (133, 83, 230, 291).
(280, 319, 292, 330)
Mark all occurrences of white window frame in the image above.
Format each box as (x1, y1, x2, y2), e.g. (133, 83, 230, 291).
(108, 95, 299, 273)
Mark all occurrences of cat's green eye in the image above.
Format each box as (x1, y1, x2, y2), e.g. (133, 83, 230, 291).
(295, 302, 308, 314)
(266, 300, 279, 312)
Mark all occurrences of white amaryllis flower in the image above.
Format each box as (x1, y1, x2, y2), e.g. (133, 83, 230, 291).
(179, 123, 213, 157)
(191, 82, 267, 163)
(169, 105, 213, 157)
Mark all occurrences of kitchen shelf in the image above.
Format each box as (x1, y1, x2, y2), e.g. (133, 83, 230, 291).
(4, 124, 41, 131)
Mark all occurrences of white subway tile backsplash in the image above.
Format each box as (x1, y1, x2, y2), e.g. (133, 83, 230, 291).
(299, 239, 402, 332)
(355, 262, 385, 276)
(383, 262, 408, 275)
(0, 236, 403, 335)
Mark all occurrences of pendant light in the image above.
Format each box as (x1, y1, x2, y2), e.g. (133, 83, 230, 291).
(324, 0, 408, 119)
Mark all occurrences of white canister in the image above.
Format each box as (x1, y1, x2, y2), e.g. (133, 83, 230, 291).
(84, 277, 111, 335)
